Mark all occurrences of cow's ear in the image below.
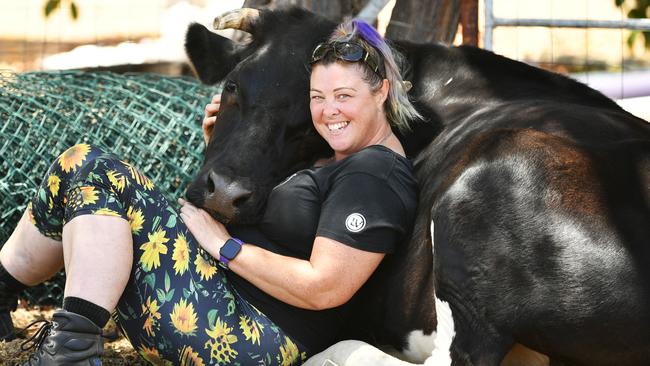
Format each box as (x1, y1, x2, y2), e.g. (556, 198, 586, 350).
(185, 23, 241, 85)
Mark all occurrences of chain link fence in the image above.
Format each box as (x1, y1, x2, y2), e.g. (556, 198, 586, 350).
(0, 71, 217, 305)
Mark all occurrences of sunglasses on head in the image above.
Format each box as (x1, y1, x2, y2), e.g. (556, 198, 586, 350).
(310, 41, 384, 78)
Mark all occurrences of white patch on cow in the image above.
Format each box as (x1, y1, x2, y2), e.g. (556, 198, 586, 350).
(401, 330, 436, 363)
(423, 297, 455, 366)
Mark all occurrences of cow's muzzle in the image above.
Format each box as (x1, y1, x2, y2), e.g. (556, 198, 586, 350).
(200, 171, 253, 223)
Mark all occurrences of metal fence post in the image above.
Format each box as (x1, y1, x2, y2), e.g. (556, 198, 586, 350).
(484, 0, 494, 50)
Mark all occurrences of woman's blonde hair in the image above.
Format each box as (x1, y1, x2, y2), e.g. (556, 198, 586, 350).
(312, 19, 422, 131)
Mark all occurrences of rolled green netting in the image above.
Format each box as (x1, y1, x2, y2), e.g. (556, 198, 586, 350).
(0, 70, 218, 304)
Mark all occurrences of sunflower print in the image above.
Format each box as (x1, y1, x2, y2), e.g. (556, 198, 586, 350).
(30, 144, 309, 366)
(123, 160, 155, 190)
(204, 317, 238, 364)
(58, 143, 91, 173)
(47, 175, 60, 198)
(140, 229, 169, 271)
(194, 253, 217, 281)
(79, 186, 99, 206)
(239, 315, 264, 346)
(179, 345, 205, 366)
(92, 207, 122, 217)
(138, 345, 173, 366)
(170, 298, 198, 336)
(127, 206, 145, 235)
(141, 297, 162, 337)
(106, 170, 128, 193)
(279, 336, 301, 366)
(172, 234, 190, 275)
(27, 202, 36, 225)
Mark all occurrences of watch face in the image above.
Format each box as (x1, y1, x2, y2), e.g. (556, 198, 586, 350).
(221, 239, 242, 260)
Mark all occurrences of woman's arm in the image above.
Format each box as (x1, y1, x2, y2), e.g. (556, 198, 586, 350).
(178, 198, 384, 310)
(231, 236, 384, 310)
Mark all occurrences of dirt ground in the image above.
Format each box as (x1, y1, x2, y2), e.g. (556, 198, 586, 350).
(0, 306, 146, 366)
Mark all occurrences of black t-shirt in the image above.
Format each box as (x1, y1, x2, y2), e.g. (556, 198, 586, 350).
(227, 145, 418, 353)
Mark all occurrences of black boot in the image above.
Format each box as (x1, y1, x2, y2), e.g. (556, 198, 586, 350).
(0, 287, 18, 341)
(20, 310, 104, 366)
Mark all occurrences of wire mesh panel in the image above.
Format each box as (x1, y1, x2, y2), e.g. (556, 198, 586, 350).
(0, 70, 218, 304)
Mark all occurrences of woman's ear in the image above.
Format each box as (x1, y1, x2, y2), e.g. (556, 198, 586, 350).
(375, 79, 390, 106)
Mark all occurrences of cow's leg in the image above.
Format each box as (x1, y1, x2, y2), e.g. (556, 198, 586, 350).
(449, 325, 513, 365)
(430, 217, 515, 366)
(432, 293, 513, 365)
(428, 293, 548, 366)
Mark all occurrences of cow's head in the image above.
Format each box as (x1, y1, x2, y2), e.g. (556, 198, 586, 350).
(184, 7, 335, 224)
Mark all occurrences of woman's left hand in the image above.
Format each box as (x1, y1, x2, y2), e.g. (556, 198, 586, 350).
(178, 198, 230, 257)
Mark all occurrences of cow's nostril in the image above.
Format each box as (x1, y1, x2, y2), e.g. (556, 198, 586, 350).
(206, 174, 216, 194)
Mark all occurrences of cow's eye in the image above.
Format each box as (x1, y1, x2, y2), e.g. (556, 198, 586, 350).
(224, 80, 237, 94)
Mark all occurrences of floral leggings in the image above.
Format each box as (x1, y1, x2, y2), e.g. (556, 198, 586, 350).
(28, 144, 307, 366)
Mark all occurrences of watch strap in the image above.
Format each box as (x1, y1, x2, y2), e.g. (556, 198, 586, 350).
(219, 237, 243, 269)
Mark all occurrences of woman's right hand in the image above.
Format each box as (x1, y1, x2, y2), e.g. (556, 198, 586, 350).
(202, 94, 221, 145)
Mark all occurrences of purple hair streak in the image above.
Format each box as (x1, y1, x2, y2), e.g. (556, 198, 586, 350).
(352, 19, 384, 50)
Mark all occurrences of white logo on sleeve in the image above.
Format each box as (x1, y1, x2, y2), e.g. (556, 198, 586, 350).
(345, 213, 366, 232)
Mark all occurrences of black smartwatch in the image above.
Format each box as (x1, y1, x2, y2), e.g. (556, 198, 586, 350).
(219, 238, 243, 269)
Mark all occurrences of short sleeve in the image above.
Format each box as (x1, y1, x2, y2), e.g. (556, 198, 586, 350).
(316, 173, 408, 253)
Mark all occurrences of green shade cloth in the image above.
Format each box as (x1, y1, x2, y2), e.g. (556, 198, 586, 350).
(0, 70, 217, 304)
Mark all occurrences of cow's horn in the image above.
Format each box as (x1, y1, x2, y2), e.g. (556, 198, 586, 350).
(213, 8, 260, 32)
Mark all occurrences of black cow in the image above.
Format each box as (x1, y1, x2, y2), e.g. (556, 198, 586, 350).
(184, 7, 650, 366)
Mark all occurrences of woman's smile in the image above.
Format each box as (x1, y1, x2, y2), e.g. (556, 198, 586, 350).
(326, 121, 350, 132)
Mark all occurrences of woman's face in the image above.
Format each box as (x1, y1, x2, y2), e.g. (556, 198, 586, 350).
(309, 62, 389, 160)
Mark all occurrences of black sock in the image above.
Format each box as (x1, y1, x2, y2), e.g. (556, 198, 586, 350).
(63, 297, 110, 328)
(0, 262, 27, 294)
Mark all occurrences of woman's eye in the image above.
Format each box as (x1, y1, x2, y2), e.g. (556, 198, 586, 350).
(336, 94, 350, 100)
(310, 95, 324, 101)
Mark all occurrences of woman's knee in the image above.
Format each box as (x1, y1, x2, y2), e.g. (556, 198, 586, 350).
(53, 144, 105, 175)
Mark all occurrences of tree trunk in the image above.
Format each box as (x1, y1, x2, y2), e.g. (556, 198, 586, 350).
(385, 0, 461, 43)
(460, 0, 479, 46)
